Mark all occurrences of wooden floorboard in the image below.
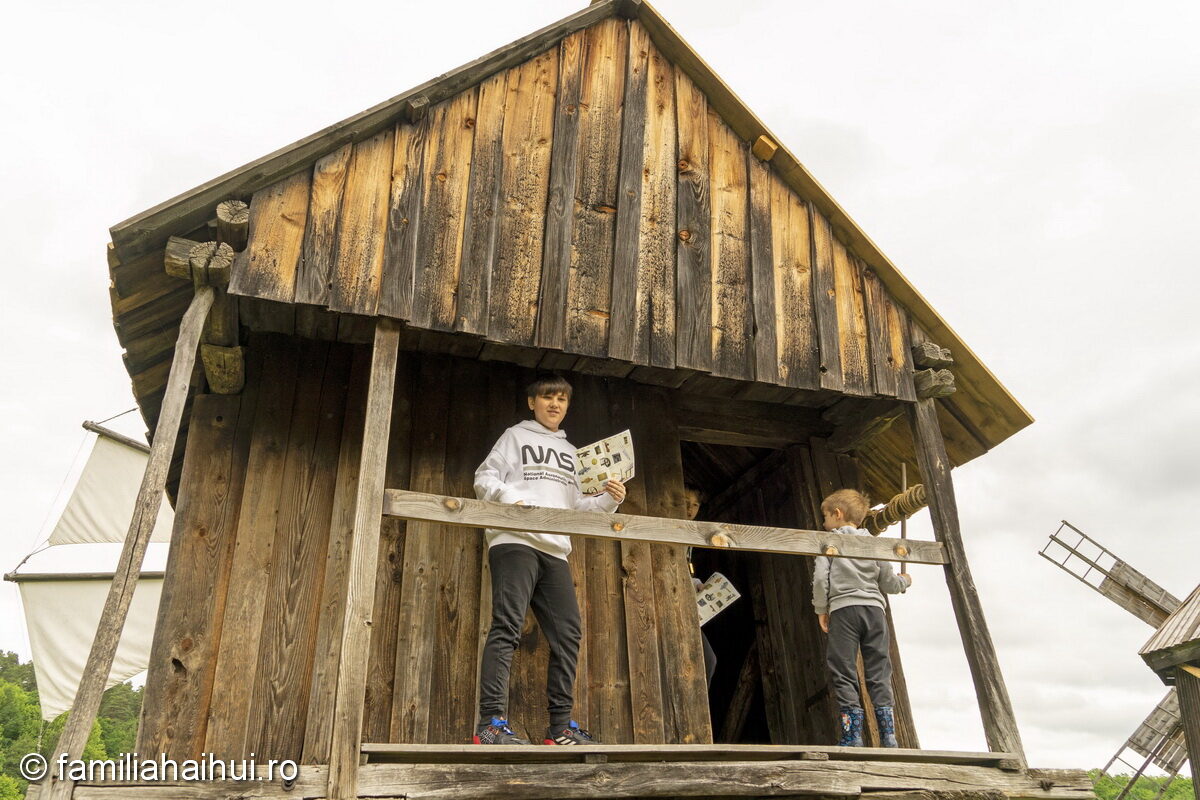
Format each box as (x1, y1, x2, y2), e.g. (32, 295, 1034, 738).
(360, 742, 1016, 767)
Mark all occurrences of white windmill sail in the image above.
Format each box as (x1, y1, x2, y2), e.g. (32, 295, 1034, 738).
(6, 423, 173, 721)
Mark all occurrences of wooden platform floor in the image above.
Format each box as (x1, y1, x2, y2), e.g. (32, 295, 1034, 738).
(29, 744, 1095, 800)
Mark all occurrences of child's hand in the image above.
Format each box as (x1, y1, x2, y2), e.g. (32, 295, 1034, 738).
(818, 613, 829, 634)
(901, 571, 913, 586)
(604, 479, 626, 504)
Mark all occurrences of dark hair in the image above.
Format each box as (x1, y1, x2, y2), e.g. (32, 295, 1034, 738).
(683, 483, 707, 503)
(526, 372, 573, 400)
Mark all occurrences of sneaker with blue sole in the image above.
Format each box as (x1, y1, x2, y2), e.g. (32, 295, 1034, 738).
(474, 717, 529, 745)
(544, 720, 594, 745)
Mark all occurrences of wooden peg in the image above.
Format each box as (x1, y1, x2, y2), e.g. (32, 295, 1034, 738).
(823, 545, 838, 556)
(914, 368, 955, 399)
(443, 497, 462, 511)
(612, 522, 625, 532)
(710, 532, 732, 547)
(752, 135, 778, 162)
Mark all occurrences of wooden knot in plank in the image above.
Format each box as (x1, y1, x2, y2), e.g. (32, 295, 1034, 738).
(914, 368, 955, 399)
(752, 135, 778, 162)
(215, 200, 249, 252)
(912, 341, 954, 369)
(443, 497, 462, 511)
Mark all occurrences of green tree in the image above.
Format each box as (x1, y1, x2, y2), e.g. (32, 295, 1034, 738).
(0, 774, 22, 800)
(0, 655, 35, 694)
(1092, 770, 1195, 800)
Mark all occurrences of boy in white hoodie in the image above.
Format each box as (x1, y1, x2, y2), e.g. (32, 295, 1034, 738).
(812, 489, 912, 748)
(473, 373, 625, 745)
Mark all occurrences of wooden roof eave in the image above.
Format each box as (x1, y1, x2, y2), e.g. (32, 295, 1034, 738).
(1139, 584, 1200, 680)
(107, 0, 1031, 455)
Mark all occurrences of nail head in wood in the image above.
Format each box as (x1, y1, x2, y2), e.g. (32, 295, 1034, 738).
(752, 135, 778, 162)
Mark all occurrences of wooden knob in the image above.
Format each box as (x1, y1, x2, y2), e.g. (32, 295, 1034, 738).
(443, 497, 462, 511)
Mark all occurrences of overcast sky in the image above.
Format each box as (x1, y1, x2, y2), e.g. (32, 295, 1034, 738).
(2, 0, 1197, 773)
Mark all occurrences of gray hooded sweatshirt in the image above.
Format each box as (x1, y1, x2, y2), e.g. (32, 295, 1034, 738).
(812, 525, 911, 615)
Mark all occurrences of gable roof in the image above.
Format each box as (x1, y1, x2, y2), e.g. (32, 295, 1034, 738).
(107, 0, 1031, 498)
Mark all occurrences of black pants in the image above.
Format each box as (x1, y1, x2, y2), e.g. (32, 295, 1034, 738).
(478, 544, 581, 727)
(826, 605, 893, 709)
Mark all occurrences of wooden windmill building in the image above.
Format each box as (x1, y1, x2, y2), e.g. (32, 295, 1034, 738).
(33, 2, 1093, 798)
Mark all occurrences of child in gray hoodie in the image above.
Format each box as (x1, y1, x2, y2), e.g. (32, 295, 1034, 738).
(813, 489, 912, 747)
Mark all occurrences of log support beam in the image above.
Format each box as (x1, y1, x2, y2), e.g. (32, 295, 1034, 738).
(385, 489, 945, 565)
(327, 319, 402, 800)
(43, 286, 215, 800)
(1175, 667, 1200, 800)
(164, 230, 244, 394)
(822, 397, 905, 454)
(909, 399, 1024, 761)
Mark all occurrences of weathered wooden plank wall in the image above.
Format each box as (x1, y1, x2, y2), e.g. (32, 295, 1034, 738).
(227, 18, 915, 404)
(706, 440, 918, 748)
(140, 337, 717, 762)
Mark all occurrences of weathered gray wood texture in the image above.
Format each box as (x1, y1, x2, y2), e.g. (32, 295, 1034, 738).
(138, 340, 723, 762)
(26, 758, 1094, 800)
(222, 19, 912, 408)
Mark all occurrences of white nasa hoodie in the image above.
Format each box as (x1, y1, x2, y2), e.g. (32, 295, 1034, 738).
(474, 419, 620, 560)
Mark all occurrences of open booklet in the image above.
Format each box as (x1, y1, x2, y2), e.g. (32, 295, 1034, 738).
(696, 572, 740, 626)
(576, 429, 635, 495)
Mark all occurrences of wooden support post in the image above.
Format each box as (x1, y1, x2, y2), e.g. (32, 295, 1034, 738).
(1176, 666, 1200, 800)
(215, 199, 250, 252)
(908, 399, 1024, 761)
(43, 286, 214, 800)
(327, 319, 402, 800)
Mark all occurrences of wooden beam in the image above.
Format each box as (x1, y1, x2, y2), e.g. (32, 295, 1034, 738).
(81, 421, 150, 453)
(751, 135, 778, 162)
(215, 199, 250, 252)
(326, 319, 402, 800)
(915, 368, 955, 399)
(822, 398, 905, 454)
(39, 759, 1093, 800)
(912, 341, 953, 369)
(719, 642, 759, 743)
(908, 400, 1024, 761)
(384, 490, 945, 565)
(674, 393, 830, 449)
(42, 286, 214, 800)
(1175, 667, 1200, 800)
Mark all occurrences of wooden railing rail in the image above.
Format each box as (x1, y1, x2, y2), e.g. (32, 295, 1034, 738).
(382, 490, 946, 565)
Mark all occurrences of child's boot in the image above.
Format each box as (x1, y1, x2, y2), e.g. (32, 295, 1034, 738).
(836, 707, 864, 747)
(874, 706, 898, 747)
